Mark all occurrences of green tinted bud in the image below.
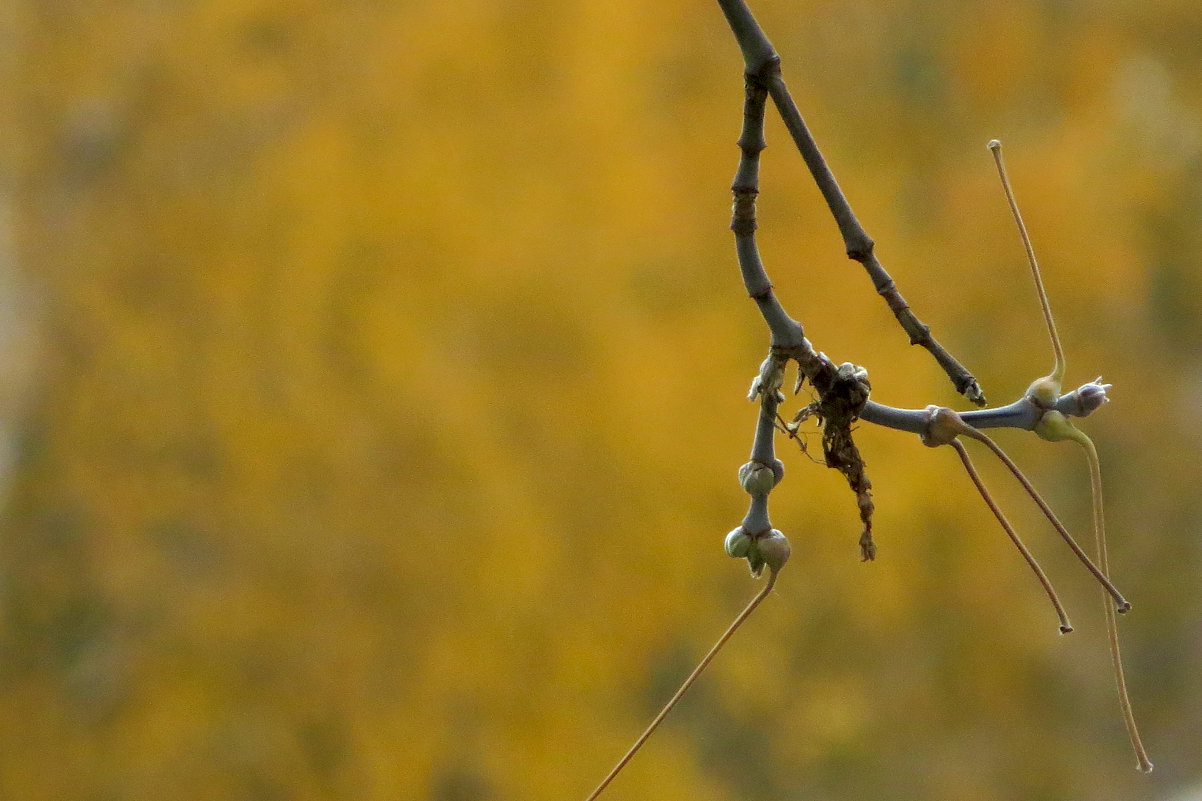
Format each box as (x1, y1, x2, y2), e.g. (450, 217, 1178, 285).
(1035, 409, 1078, 443)
(738, 461, 780, 495)
(1026, 375, 1062, 409)
(757, 529, 791, 574)
(724, 527, 752, 558)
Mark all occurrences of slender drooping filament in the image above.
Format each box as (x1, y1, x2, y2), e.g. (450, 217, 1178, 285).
(961, 427, 1130, 612)
(1078, 434, 1154, 772)
(948, 439, 1073, 633)
(583, 570, 779, 801)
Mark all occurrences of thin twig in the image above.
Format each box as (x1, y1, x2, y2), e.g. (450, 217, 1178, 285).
(990, 139, 1150, 770)
(584, 571, 779, 801)
(861, 383, 1113, 435)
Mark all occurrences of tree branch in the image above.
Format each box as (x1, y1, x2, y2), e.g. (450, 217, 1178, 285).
(717, 0, 985, 405)
(861, 380, 1112, 434)
(729, 58, 874, 559)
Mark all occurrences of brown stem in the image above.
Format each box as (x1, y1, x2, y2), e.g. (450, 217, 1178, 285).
(989, 140, 1065, 385)
(1078, 435, 1153, 772)
(583, 570, 779, 801)
(959, 427, 1131, 613)
(949, 439, 1073, 633)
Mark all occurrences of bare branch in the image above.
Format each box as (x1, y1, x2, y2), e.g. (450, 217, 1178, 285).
(730, 68, 807, 351)
(860, 380, 1113, 434)
(717, 0, 985, 404)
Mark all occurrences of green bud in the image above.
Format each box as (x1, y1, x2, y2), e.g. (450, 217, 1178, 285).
(757, 529, 791, 574)
(1034, 409, 1080, 443)
(738, 461, 779, 495)
(724, 527, 752, 558)
(747, 548, 766, 577)
(1026, 375, 1062, 409)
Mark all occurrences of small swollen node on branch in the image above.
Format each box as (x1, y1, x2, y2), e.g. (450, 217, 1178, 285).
(917, 404, 963, 448)
(738, 459, 785, 496)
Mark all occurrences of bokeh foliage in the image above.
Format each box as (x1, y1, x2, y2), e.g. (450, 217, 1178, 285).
(2, 1, 1201, 800)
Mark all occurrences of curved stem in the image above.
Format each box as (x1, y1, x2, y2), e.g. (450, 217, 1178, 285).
(584, 571, 779, 801)
(989, 140, 1064, 385)
(1076, 435, 1153, 773)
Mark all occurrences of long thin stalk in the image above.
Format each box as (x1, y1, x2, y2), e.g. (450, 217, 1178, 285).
(584, 572, 779, 801)
(1078, 436, 1153, 773)
(949, 440, 1072, 633)
(960, 427, 1130, 612)
(989, 140, 1065, 384)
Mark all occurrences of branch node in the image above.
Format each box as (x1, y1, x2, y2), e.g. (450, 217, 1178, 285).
(846, 236, 875, 262)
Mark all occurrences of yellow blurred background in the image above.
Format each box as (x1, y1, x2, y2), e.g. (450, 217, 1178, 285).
(2, 1, 1200, 799)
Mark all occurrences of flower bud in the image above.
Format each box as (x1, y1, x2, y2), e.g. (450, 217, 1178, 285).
(738, 459, 784, 495)
(756, 529, 791, 574)
(1034, 409, 1077, 442)
(1025, 375, 1062, 408)
(724, 527, 752, 558)
(1072, 379, 1112, 416)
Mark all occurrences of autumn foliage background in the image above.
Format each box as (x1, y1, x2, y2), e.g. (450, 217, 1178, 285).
(2, 1, 1201, 800)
